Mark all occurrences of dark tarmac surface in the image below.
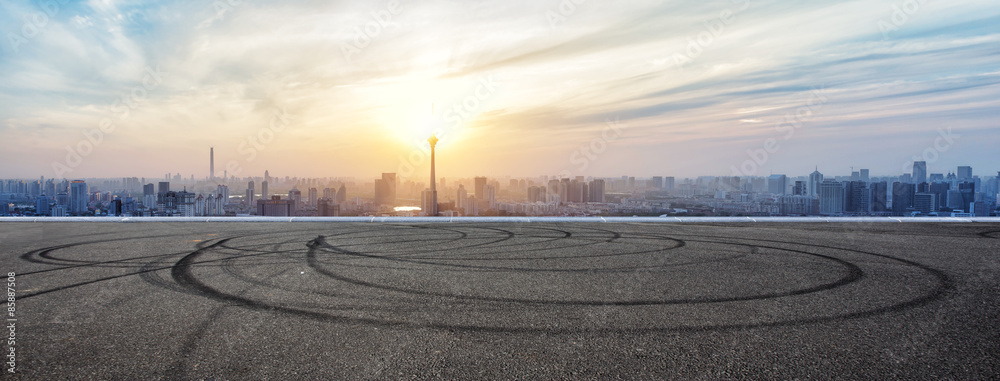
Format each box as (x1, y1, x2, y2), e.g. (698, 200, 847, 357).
(1, 222, 999, 379)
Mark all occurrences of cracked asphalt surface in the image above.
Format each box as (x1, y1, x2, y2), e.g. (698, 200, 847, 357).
(1, 222, 998, 379)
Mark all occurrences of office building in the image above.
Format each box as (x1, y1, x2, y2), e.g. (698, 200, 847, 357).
(36, 195, 50, 216)
(845, 181, 869, 214)
(246, 181, 255, 205)
(912, 161, 927, 184)
(589, 179, 606, 203)
(475, 177, 488, 199)
(768, 174, 788, 195)
(257, 196, 296, 217)
(870, 182, 889, 212)
(70, 180, 88, 214)
(308, 188, 318, 208)
(913, 193, 938, 214)
(318, 199, 339, 216)
(892, 182, 916, 215)
(958, 166, 972, 181)
(288, 188, 302, 207)
(818, 180, 844, 215)
(808, 168, 823, 197)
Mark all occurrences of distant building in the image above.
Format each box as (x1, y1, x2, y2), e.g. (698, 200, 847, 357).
(844, 181, 869, 214)
(318, 198, 339, 216)
(792, 181, 807, 196)
(474, 177, 488, 199)
(808, 168, 823, 197)
(957, 166, 972, 181)
(870, 182, 889, 212)
(912, 161, 927, 184)
(768, 174, 788, 195)
(818, 180, 844, 215)
(70, 180, 88, 214)
(257, 196, 296, 217)
(588, 179, 606, 203)
(288, 188, 302, 208)
(36, 195, 51, 216)
(913, 193, 938, 214)
(892, 182, 916, 215)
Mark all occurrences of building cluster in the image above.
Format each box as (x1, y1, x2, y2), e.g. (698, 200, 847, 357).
(2, 162, 997, 218)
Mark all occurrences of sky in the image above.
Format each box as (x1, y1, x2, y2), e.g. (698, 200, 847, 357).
(1, 0, 998, 181)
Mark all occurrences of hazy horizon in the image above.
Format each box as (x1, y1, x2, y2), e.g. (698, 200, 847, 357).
(2, 0, 998, 180)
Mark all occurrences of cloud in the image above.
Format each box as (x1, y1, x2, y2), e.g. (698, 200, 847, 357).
(0, 0, 997, 179)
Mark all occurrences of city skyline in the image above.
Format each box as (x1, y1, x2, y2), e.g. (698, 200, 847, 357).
(1, 1, 997, 179)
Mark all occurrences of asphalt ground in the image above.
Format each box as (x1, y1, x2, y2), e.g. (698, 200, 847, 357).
(0, 222, 998, 379)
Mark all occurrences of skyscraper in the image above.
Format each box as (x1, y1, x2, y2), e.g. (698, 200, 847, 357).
(246, 181, 255, 204)
(209, 147, 215, 180)
(912, 161, 927, 184)
(870, 181, 888, 212)
(70, 180, 88, 214)
(808, 168, 823, 198)
(860, 169, 870, 183)
(474, 176, 488, 199)
(288, 188, 302, 207)
(261, 181, 268, 200)
(588, 179, 606, 203)
(818, 180, 844, 215)
(892, 182, 916, 215)
(768, 174, 788, 195)
(457, 185, 468, 212)
(844, 181, 869, 214)
(913, 193, 938, 214)
(957, 166, 972, 181)
(374, 173, 397, 206)
(308, 188, 318, 208)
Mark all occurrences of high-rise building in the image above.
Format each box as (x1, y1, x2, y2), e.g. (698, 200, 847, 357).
(913, 193, 938, 214)
(474, 177, 488, 199)
(261, 181, 269, 200)
(318, 199, 339, 216)
(870, 181, 889, 212)
(912, 161, 927, 184)
(651, 176, 663, 189)
(336, 184, 347, 203)
(246, 181, 255, 204)
(929, 182, 950, 211)
(453, 183, 467, 207)
(257, 196, 296, 217)
(663, 177, 675, 191)
(36, 195, 50, 216)
(288, 188, 302, 207)
(809, 168, 823, 197)
(818, 180, 844, 215)
(958, 166, 972, 181)
(589, 179, 606, 203)
(308, 188, 318, 208)
(768, 174, 788, 195)
(483, 184, 496, 210)
(210, 147, 215, 180)
(844, 181, 869, 214)
(892, 182, 916, 215)
(70, 180, 88, 214)
(860, 169, 870, 182)
(792, 181, 807, 196)
(374, 173, 397, 206)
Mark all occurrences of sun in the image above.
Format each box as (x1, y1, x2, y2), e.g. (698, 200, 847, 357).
(365, 77, 471, 150)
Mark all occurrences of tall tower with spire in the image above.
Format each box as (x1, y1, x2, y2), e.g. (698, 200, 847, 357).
(427, 134, 439, 216)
